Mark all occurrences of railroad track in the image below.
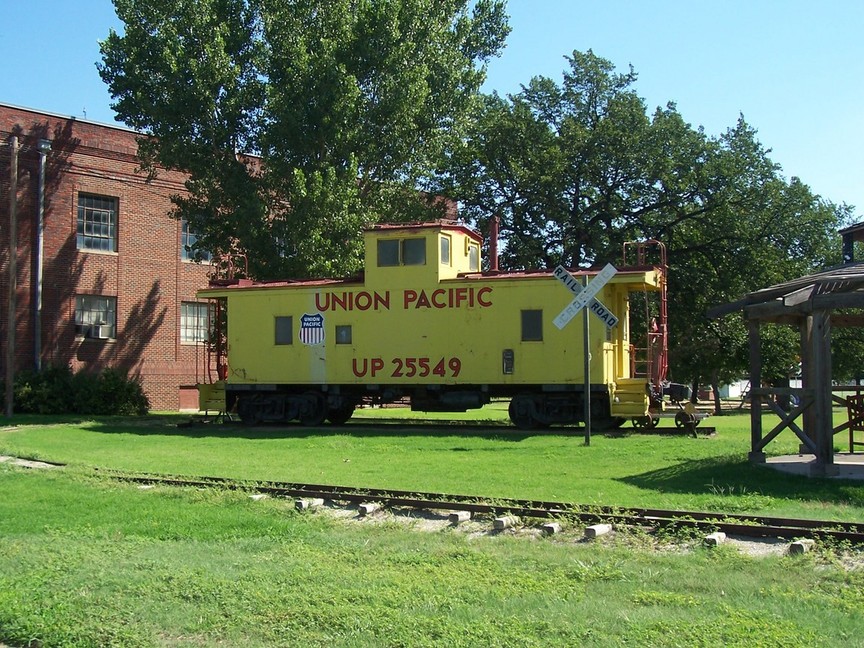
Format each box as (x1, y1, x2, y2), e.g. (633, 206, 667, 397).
(190, 416, 717, 436)
(101, 469, 864, 545)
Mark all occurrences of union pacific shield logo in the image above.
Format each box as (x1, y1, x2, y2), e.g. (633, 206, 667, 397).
(299, 313, 325, 345)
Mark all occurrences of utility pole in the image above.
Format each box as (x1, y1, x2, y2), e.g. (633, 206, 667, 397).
(35, 139, 51, 371)
(6, 135, 19, 417)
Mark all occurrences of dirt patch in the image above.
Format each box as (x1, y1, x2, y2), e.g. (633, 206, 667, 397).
(0, 455, 62, 470)
(728, 536, 788, 558)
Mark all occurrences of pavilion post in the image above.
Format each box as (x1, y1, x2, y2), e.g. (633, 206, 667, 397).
(747, 318, 765, 463)
(800, 314, 816, 452)
(810, 310, 837, 476)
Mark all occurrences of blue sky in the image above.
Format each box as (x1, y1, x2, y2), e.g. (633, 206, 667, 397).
(3, 0, 862, 215)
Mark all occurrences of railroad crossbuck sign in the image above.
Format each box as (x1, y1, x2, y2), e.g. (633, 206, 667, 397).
(553, 263, 619, 330)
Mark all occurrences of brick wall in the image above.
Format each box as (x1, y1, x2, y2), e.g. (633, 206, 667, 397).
(0, 104, 213, 410)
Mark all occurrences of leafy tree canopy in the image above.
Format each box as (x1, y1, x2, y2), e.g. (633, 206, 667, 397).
(436, 50, 856, 394)
(99, 0, 509, 278)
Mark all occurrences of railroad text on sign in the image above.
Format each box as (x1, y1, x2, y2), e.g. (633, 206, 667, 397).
(552, 264, 619, 330)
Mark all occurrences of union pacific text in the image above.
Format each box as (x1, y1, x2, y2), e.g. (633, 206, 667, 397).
(316, 287, 492, 312)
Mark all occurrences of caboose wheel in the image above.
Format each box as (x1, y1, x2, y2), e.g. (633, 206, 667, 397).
(327, 404, 356, 425)
(508, 395, 538, 429)
(632, 414, 658, 429)
(299, 391, 327, 426)
(237, 395, 265, 425)
(674, 411, 696, 428)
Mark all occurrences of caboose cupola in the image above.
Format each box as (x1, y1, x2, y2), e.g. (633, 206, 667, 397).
(363, 220, 483, 285)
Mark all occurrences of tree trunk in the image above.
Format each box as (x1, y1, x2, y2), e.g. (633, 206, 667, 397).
(711, 371, 722, 416)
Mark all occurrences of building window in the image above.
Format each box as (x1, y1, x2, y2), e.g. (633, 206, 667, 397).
(275, 316, 293, 345)
(377, 238, 426, 267)
(181, 218, 213, 262)
(336, 325, 352, 345)
(75, 295, 117, 339)
(77, 194, 117, 252)
(440, 235, 451, 265)
(180, 302, 209, 343)
(521, 309, 543, 342)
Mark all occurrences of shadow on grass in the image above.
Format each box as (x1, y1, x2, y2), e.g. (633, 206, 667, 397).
(619, 456, 864, 506)
(15, 414, 547, 442)
(5, 413, 700, 444)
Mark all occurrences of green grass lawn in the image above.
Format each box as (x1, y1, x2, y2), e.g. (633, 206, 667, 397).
(1, 465, 862, 648)
(1, 407, 862, 520)
(1, 409, 863, 647)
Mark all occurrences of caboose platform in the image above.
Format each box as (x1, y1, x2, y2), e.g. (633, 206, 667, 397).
(762, 453, 864, 480)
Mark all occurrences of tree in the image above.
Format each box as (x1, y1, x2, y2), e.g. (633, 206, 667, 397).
(439, 51, 732, 270)
(99, 0, 509, 278)
(662, 122, 845, 404)
(437, 50, 852, 408)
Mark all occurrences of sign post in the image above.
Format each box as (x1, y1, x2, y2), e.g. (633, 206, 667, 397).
(582, 276, 591, 444)
(552, 263, 619, 444)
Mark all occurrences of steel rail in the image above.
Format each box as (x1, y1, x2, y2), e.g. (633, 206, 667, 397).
(101, 469, 864, 544)
(183, 417, 717, 437)
(312, 419, 717, 435)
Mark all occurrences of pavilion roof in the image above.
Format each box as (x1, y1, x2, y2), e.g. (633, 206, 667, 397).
(708, 262, 864, 325)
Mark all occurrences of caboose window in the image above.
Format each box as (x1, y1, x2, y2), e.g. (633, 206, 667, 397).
(336, 325, 352, 345)
(402, 238, 426, 265)
(377, 239, 400, 266)
(275, 316, 293, 345)
(521, 309, 543, 341)
(467, 242, 480, 272)
(377, 238, 426, 266)
(440, 235, 451, 265)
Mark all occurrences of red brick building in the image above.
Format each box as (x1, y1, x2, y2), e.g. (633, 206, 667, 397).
(1, 103, 212, 410)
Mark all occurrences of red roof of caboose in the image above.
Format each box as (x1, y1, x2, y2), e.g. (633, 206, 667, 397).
(367, 219, 483, 243)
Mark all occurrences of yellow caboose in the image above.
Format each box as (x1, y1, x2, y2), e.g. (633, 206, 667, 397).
(197, 221, 668, 428)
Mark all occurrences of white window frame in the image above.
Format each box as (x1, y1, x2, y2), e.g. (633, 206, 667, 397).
(75, 295, 117, 339)
(181, 218, 213, 262)
(180, 301, 209, 344)
(77, 194, 117, 252)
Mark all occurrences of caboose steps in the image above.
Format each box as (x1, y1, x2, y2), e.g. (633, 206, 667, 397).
(611, 378, 650, 418)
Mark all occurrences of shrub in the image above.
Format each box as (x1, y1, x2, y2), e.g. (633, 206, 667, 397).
(88, 368, 150, 416)
(12, 365, 75, 414)
(11, 365, 150, 416)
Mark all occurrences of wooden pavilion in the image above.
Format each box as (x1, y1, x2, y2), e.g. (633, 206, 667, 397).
(709, 223, 864, 477)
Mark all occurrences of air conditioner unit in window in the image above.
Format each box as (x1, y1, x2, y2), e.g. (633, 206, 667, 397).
(89, 325, 110, 340)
